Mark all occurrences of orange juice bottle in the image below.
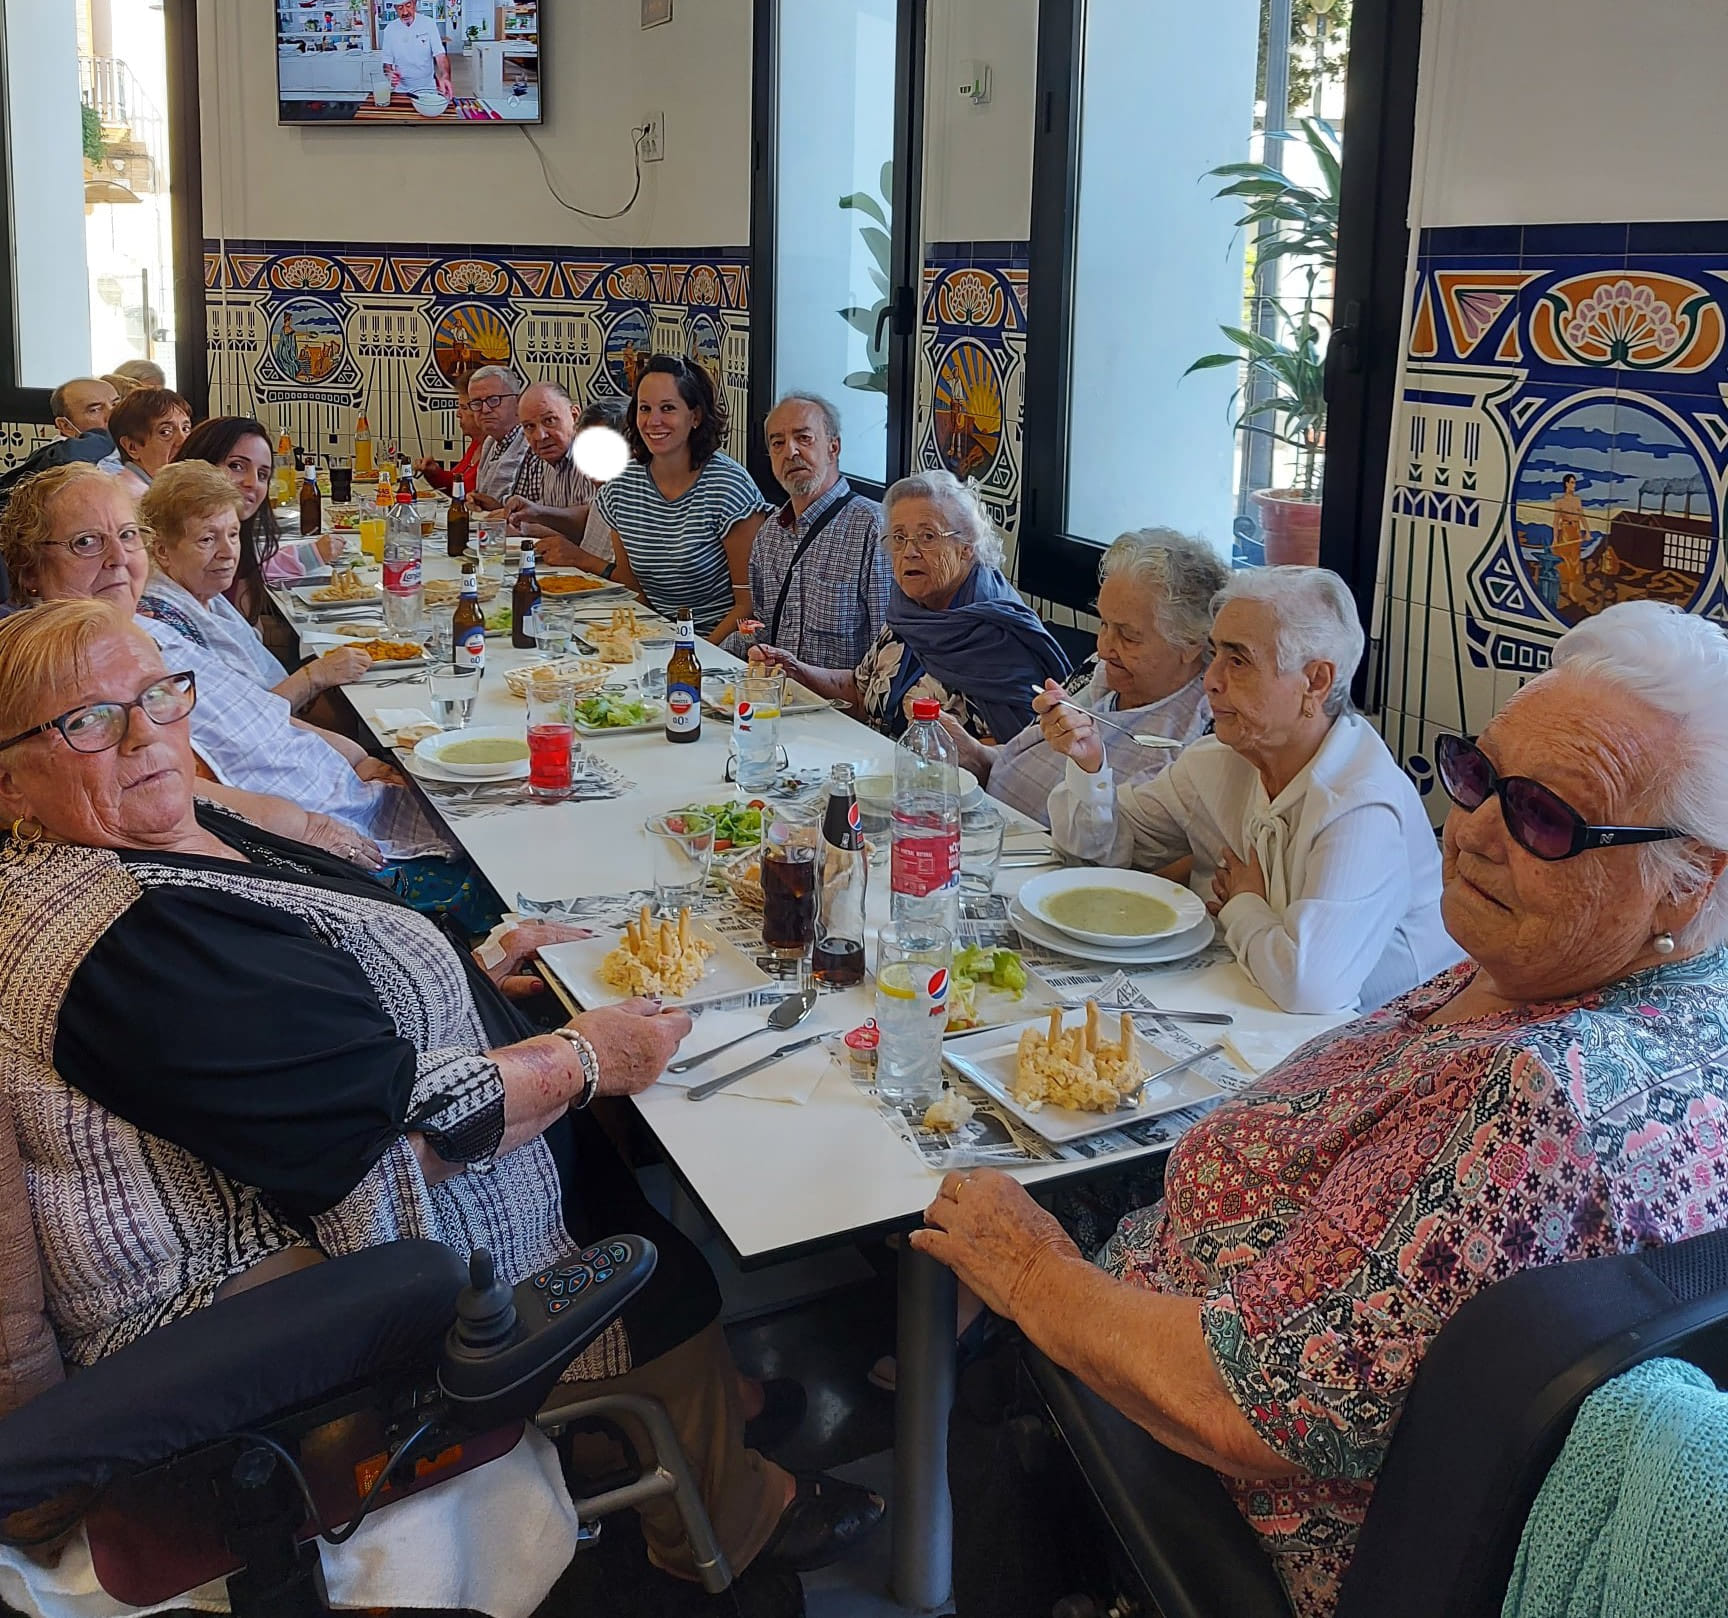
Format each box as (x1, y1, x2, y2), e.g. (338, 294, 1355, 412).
(353, 412, 374, 480)
(359, 470, 390, 564)
(271, 432, 295, 505)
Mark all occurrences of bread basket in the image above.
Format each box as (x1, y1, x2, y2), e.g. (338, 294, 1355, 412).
(502, 657, 611, 699)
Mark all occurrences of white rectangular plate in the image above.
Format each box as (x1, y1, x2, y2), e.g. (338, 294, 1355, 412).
(538, 919, 773, 1011)
(699, 677, 832, 719)
(942, 1015, 1228, 1143)
(292, 584, 381, 611)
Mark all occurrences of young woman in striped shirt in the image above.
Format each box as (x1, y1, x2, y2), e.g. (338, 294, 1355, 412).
(596, 354, 767, 641)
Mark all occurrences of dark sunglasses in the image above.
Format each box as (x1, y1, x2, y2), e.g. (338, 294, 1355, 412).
(0, 671, 197, 755)
(1433, 733, 1684, 862)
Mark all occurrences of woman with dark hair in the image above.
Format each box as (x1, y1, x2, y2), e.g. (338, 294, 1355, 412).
(105, 387, 192, 499)
(595, 354, 767, 641)
(177, 417, 342, 622)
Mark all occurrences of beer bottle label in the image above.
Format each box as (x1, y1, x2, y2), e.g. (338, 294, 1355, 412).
(455, 626, 486, 672)
(666, 682, 702, 735)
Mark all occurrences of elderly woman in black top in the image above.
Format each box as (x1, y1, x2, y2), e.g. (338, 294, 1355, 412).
(0, 601, 881, 1603)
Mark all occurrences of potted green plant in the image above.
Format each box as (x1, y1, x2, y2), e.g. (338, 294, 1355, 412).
(837, 163, 893, 395)
(1185, 118, 1339, 567)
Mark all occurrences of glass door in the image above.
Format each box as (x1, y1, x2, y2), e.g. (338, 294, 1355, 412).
(755, 0, 922, 491)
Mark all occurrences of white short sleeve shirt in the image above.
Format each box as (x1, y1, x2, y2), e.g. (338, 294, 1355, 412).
(382, 12, 445, 91)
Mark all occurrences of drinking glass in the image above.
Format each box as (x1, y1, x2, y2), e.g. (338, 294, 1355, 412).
(638, 630, 675, 702)
(959, 804, 1006, 897)
(358, 515, 386, 565)
(873, 923, 953, 1107)
(731, 667, 784, 794)
(760, 813, 819, 964)
(537, 598, 578, 657)
(428, 667, 480, 731)
(645, 811, 715, 915)
(329, 465, 353, 503)
(527, 674, 577, 799)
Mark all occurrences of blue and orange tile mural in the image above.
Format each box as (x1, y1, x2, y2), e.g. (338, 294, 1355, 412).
(1378, 221, 1728, 818)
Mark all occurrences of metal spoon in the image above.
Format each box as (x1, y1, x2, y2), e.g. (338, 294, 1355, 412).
(1030, 687, 1184, 750)
(667, 987, 819, 1075)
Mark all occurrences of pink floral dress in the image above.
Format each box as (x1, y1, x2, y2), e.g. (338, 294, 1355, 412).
(1099, 950, 1728, 1616)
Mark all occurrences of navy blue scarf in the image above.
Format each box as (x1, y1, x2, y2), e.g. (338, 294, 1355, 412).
(885, 565, 1070, 742)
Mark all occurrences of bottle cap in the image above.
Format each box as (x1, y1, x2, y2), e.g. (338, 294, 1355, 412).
(911, 698, 941, 721)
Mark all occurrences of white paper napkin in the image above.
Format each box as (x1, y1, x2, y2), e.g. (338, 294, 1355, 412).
(653, 1006, 835, 1105)
(377, 707, 437, 730)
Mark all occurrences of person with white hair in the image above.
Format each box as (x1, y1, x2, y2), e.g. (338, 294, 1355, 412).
(465, 365, 527, 510)
(941, 528, 1225, 826)
(918, 598, 1728, 1618)
(1046, 564, 1458, 1013)
(753, 468, 1069, 741)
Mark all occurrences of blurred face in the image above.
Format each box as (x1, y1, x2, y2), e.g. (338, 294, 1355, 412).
(155, 504, 242, 606)
(1202, 598, 1330, 761)
(216, 433, 273, 521)
(766, 402, 839, 501)
(395, 1, 417, 19)
(885, 495, 976, 608)
(1094, 573, 1203, 708)
(1441, 674, 1683, 1001)
(21, 480, 149, 611)
(468, 377, 520, 442)
(455, 389, 479, 441)
(636, 372, 698, 461)
(0, 628, 197, 851)
(122, 409, 191, 477)
(56, 380, 118, 438)
(520, 385, 576, 465)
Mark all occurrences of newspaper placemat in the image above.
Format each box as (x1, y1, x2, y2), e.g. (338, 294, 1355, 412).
(401, 753, 634, 821)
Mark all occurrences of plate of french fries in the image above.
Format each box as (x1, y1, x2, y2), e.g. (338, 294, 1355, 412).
(537, 905, 773, 1010)
(941, 1001, 1229, 1142)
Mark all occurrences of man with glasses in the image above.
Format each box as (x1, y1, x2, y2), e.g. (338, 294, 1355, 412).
(465, 365, 527, 511)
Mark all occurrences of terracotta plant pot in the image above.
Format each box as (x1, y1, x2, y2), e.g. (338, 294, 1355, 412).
(1252, 489, 1323, 568)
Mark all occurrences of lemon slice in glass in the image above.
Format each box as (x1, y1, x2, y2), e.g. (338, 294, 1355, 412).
(876, 962, 920, 1000)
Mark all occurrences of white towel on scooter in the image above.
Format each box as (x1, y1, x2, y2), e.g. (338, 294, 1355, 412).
(0, 1424, 577, 1618)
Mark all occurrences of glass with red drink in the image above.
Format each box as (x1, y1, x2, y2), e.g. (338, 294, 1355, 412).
(527, 673, 577, 799)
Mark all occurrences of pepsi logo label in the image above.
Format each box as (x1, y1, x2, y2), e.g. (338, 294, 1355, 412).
(846, 802, 861, 830)
(926, 968, 949, 1005)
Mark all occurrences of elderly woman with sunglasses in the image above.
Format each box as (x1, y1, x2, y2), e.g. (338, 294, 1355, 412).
(1046, 566, 1457, 1014)
(923, 599, 1728, 1618)
(753, 469, 1069, 741)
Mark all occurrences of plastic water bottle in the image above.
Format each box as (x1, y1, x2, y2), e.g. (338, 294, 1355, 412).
(383, 478, 423, 634)
(890, 698, 961, 935)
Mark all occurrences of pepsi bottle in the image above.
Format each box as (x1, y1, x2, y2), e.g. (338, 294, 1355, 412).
(813, 762, 868, 986)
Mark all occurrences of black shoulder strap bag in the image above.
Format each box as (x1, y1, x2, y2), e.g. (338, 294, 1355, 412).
(766, 491, 864, 646)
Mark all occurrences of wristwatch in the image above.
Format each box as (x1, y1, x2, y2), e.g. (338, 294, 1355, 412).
(551, 1025, 602, 1110)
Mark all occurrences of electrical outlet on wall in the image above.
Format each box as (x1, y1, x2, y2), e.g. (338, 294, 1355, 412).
(640, 112, 665, 163)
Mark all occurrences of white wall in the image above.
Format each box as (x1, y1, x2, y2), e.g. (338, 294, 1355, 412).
(922, 0, 1037, 244)
(198, 0, 755, 248)
(1410, 0, 1728, 228)
(6, 0, 92, 387)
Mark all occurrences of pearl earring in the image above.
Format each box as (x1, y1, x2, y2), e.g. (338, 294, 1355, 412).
(1652, 931, 1676, 956)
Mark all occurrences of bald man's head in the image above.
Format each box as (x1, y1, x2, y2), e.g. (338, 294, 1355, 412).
(519, 381, 577, 465)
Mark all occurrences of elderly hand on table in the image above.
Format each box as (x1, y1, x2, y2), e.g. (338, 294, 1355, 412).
(481, 920, 595, 1000)
(911, 1169, 1081, 1320)
(575, 999, 696, 1096)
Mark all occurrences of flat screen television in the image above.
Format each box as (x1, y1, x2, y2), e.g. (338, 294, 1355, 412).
(277, 1, 541, 126)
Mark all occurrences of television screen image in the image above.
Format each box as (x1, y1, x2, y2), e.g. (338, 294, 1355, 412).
(277, 1, 541, 126)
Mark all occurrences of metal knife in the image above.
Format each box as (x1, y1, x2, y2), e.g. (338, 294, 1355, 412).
(684, 1031, 828, 1102)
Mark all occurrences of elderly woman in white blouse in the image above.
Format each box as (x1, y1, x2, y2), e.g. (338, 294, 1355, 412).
(1045, 565, 1460, 1014)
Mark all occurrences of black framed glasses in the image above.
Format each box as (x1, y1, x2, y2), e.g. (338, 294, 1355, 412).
(0, 671, 197, 755)
(1433, 733, 1684, 862)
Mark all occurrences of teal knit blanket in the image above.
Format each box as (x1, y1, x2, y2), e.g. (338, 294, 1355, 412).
(1502, 1357, 1728, 1618)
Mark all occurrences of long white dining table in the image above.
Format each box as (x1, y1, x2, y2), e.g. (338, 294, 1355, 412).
(272, 546, 1346, 1610)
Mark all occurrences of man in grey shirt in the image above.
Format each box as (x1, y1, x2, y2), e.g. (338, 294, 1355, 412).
(503, 381, 611, 573)
(743, 393, 889, 668)
(467, 364, 527, 510)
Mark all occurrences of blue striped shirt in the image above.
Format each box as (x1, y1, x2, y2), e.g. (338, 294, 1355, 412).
(596, 452, 767, 633)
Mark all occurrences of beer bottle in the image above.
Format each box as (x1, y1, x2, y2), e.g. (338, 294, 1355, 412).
(453, 564, 486, 674)
(512, 539, 543, 649)
(298, 459, 321, 537)
(665, 609, 702, 744)
(446, 477, 470, 558)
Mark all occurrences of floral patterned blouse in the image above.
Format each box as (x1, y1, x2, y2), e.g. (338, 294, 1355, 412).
(1099, 949, 1728, 1617)
(854, 625, 992, 741)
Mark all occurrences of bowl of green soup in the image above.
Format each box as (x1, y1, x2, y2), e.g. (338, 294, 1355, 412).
(1016, 867, 1206, 949)
(414, 726, 532, 779)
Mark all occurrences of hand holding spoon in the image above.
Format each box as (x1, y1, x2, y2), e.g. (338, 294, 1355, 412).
(1031, 685, 1185, 750)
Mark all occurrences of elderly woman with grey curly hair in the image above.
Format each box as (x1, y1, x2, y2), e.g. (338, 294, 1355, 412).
(940, 527, 1227, 825)
(752, 468, 1069, 740)
(1047, 565, 1460, 1013)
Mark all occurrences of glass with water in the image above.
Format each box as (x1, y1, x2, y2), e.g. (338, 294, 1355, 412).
(731, 667, 784, 793)
(429, 667, 480, 730)
(873, 923, 953, 1107)
(639, 630, 675, 701)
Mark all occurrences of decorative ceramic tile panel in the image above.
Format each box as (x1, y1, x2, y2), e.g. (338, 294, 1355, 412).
(1377, 221, 1728, 822)
(917, 242, 1029, 564)
(0, 421, 61, 475)
(202, 239, 750, 468)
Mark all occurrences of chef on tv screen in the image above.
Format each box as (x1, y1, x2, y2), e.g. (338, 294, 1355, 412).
(277, 1, 542, 126)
